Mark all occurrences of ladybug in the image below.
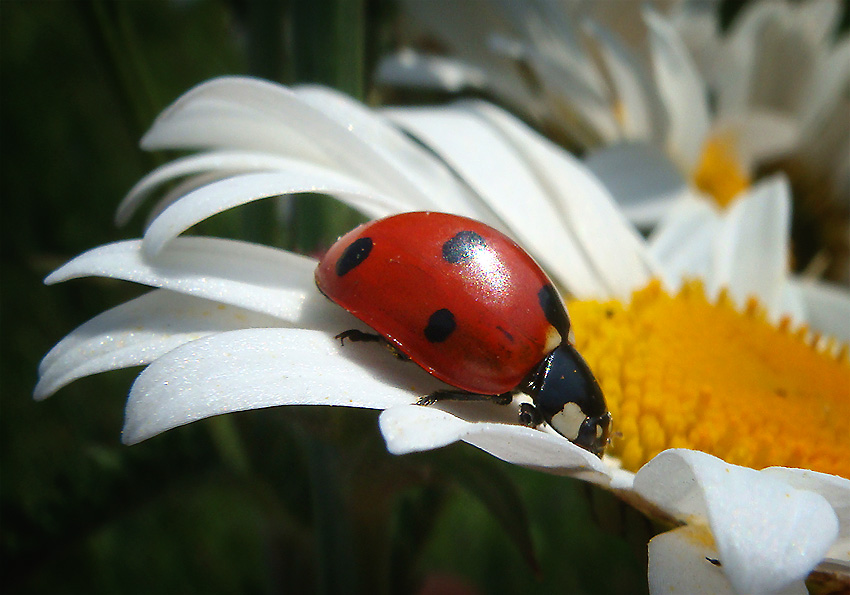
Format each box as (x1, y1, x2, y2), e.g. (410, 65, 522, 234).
(315, 212, 611, 457)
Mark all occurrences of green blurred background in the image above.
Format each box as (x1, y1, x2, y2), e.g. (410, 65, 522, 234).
(1, 2, 650, 593)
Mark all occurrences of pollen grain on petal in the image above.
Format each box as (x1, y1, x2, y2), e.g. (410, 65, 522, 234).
(570, 279, 850, 478)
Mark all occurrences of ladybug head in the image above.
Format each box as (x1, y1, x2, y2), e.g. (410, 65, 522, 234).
(524, 343, 612, 458)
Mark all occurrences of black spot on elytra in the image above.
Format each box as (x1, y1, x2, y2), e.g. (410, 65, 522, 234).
(538, 284, 569, 337)
(424, 308, 456, 342)
(336, 237, 372, 276)
(442, 230, 486, 263)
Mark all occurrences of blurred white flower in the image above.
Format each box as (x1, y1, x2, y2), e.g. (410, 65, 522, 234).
(37, 77, 850, 593)
(379, 0, 850, 251)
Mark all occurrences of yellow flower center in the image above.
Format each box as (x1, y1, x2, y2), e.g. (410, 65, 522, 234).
(692, 135, 751, 208)
(569, 280, 850, 478)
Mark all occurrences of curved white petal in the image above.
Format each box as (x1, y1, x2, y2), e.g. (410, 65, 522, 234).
(294, 84, 484, 215)
(635, 449, 840, 594)
(709, 177, 790, 317)
(142, 77, 438, 207)
(583, 20, 661, 143)
(44, 237, 341, 325)
(35, 289, 283, 400)
(117, 151, 378, 226)
(141, 171, 409, 255)
(648, 526, 739, 595)
(762, 467, 850, 550)
(585, 142, 688, 228)
(746, 2, 833, 118)
(800, 37, 850, 136)
(716, 1, 784, 116)
(123, 328, 440, 445)
(378, 404, 609, 481)
(643, 7, 711, 171)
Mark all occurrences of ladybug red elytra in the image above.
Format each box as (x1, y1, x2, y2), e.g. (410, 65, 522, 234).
(315, 212, 611, 457)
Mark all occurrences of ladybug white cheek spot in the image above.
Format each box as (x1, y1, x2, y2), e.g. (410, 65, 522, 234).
(544, 325, 561, 354)
(549, 402, 585, 442)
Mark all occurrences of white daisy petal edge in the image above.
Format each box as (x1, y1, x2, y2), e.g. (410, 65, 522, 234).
(709, 176, 790, 316)
(634, 449, 842, 594)
(141, 77, 435, 207)
(123, 328, 439, 445)
(44, 237, 328, 323)
(643, 7, 711, 172)
(378, 404, 612, 482)
(141, 170, 409, 256)
(117, 151, 402, 226)
(35, 289, 283, 400)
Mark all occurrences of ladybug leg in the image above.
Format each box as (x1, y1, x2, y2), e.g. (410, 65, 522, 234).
(334, 329, 410, 361)
(335, 329, 382, 345)
(417, 390, 514, 407)
(518, 402, 544, 428)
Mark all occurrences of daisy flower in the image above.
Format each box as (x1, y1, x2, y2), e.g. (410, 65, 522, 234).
(36, 77, 849, 594)
(378, 0, 850, 276)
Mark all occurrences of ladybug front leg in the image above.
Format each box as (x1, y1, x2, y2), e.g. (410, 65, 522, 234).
(417, 390, 514, 407)
(334, 329, 410, 361)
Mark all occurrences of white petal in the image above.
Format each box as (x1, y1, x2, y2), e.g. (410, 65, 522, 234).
(44, 237, 339, 324)
(711, 111, 800, 171)
(649, 193, 720, 290)
(117, 151, 377, 226)
(800, 38, 850, 136)
(644, 7, 711, 171)
(123, 328, 439, 444)
(376, 49, 489, 92)
(635, 449, 839, 594)
(583, 20, 662, 143)
(584, 142, 688, 228)
(140, 171, 410, 255)
(142, 77, 437, 207)
(378, 404, 609, 481)
(745, 2, 831, 117)
(791, 277, 850, 347)
(648, 526, 737, 595)
(762, 467, 850, 544)
(35, 289, 282, 400)
(710, 177, 790, 317)
(143, 77, 330, 159)
(295, 85, 484, 215)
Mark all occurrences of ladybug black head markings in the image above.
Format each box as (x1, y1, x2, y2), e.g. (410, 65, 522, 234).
(521, 342, 612, 457)
(442, 230, 487, 264)
(336, 237, 373, 276)
(424, 308, 456, 343)
(315, 212, 612, 458)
